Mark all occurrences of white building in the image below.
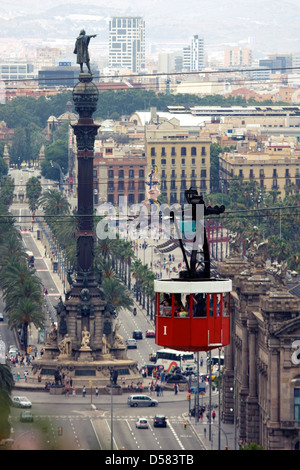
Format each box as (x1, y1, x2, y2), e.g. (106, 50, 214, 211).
(109, 17, 145, 74)
(183, 35, 204, 72)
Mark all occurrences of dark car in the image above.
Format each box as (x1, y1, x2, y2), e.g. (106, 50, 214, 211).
(153, 415, 167, 427)
(133, 330, 143, 340)
(166, 373, 188, 383)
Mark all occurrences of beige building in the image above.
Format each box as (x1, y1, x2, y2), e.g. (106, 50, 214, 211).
(219, 143, 300, 198)
(224, 47, 253, 67)
(145, 115, 211, 204)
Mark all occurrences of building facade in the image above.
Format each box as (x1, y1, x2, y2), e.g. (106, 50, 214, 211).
(145, 116, 211, 204)
(94, 140, 146, 205)
(219, 143, 300, 198)
(218, 241, 300, 450)
(224, 47, 253, 68)
(108, 17, 145, 73)
(183, 35, 204, 72)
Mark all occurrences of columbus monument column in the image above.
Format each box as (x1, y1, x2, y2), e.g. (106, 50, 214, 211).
(31, 32, 139, 389)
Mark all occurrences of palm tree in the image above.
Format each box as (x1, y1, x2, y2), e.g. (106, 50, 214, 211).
(102, 277, 134, 313)
(8, 298, 45, 352)
(39, 189, 71, 217)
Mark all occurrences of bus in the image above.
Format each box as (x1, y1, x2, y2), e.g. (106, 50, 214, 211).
(26, 250, 34, 268)
(211, 355, 224, 372)
(155, 348, 196, 373)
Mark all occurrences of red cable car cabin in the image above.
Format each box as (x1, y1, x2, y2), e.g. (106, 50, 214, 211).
(155, 278, 232, 352)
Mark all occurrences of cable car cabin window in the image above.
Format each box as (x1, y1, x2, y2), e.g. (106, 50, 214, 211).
(223, 293, 230, 317)
(192, 293, 207, 317)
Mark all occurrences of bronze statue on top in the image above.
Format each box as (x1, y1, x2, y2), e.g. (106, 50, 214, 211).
(74, 29, 97, 74)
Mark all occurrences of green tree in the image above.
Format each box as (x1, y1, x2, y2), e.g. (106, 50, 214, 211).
(39, 189, 70, 217)
(0, 364, 14, 440)
(26, 176, 42, 213)
(41, 139, 68, 181)
(102, 277, 134, 313)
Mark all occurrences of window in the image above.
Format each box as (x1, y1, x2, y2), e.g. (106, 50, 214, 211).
(171, 147, 176, 156)
(161, 147, 166, 156)
(191, 147, 197, 156)
(108, 170, 114, 178)
(151, 147, 156, 156)
(119, 169, 124, 178)
(139, 169, 144, 178)
(129, 169, 134, 178)
(201, 147, 206, 156)
(181, 147, 186, 156)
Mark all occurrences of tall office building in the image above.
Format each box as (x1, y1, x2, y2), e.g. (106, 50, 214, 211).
(109, 17, 145, 73)
(183, 35, 204, 72)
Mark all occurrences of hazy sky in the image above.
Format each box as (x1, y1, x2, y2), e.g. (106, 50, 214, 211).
(1, 0, 300, 56)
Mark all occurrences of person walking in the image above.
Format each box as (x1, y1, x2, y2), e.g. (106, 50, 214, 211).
(82, 385, 86, 397)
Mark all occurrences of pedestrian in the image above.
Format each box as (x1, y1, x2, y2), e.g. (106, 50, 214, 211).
(95, 387, 99, 397)
(212, 410, 216, 420)
(174, 383, 178, 395)
(65, 385, 69, 397)
(82, 385, 86, 397)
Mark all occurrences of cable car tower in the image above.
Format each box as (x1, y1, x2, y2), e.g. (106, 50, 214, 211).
(155, 189, 232, 352)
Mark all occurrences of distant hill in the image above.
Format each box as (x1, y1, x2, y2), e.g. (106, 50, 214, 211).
(0, 0, 300, 57)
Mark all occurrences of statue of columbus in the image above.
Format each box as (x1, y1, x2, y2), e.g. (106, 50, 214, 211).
(74, 29, 97, 74)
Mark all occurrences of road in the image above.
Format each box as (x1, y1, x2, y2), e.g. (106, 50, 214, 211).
(9, 389, 205, 451)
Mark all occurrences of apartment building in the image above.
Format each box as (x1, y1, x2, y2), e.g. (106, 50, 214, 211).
(0, 62, 35, 80)
(183, 35, 204, 72)
(94, 139, 146, 205)
(224, 47, 253, 67)
(219, 143, 300, 198)
(108, 17, 145, 73)
(145, 116, 211, 204)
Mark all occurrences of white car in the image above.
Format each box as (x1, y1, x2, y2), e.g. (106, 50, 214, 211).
(0, 313, 4, 321)
(12, 396, 32, 408)
(136, 418, 149, 429)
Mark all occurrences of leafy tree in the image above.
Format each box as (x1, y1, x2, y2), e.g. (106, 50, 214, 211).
(41, 139, 68, 181)
(0, 176, 14, 207)
(0, 364, 14, 440)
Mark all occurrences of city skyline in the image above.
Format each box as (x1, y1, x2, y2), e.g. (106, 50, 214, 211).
(0, 0, 300, 59)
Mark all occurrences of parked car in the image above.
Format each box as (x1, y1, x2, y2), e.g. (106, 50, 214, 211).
(12, 397, 32, 408)
(127, 395, 158, 407)
(132, 330, 143, 340)
(135, 418, 149, 429)
(0, 313, 4, 321)
(126, 339, 137, 349)
(166, 373, 188, 384)
(153, 415, 167, 427)
(145, 329, 155, 338)
(20, 410, 34, 422)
